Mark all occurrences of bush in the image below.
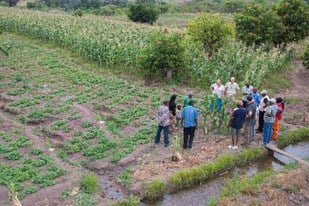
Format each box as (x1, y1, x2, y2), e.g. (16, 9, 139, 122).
(144, 179, 165, 200)
(274, 0, 309, 45)
(127, 3, 159, 25)
(138, 31, 186, 81)
(80, 173, 99, 194)
(187, 13, 234, 56)
(93, 5, 117, 16)
(301, 45, 309, 69)
(235, 3, 283, 46)
(26, 1, 46, 9)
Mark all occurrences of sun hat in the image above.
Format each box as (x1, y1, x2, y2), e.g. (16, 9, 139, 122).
(261, 90, 267, 94)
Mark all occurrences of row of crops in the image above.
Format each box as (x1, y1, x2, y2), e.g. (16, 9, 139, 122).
(0, 7, 156, 67)
(0, 7, 293, 88)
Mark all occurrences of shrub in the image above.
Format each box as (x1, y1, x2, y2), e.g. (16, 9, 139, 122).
(80, 173, 99, 194)
(274, 0, 309, 45)
(235, 3, 283, 46)
(138, 30, 186, 81)
(302, 45, 309, 69)
(144, 179, 165, 200)
(127, 3, 159, 25)
(93, 5, 117, 16)
(187, 13, 234, 56)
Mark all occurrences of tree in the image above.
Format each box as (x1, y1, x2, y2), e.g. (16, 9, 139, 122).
(235, 3, 283, 46)
(127, 3, 159, 25)
(274, 0, 309, 46)
(187, 13, 234, 56)
(6, 0, 20, 6)
(137, 31, 186, 81)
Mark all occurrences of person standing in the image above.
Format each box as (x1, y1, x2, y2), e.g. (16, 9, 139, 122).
(155, 100, 170, 147)
(211, 79, 225, 110)
(263, 99, 278, 145)
(228, 100, 246, 150)
(181, 100, 198, 149)
(272, 97, 285, 140)
(244, 96, 256, 145)
(169, 94, 177, 133)
(257, 90, 269, 133)
(252, 88, 261, 107)
(184, 92, 193, 107)
(225, 77, 240, 113)
(241, 83, 253, 108)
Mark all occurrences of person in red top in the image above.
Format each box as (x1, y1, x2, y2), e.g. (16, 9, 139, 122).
(272, 97, 284, 140)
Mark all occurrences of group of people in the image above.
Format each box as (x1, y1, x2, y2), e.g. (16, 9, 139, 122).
(154, 92, 198, 149)
(154, 77, 285, 151)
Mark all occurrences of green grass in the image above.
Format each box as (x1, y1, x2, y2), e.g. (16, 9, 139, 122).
(80, 173, 100, 194)
(117, 167, 133, 188)
(108, 196, 140, 206)
(144, 179, 166, 201)
(278, 127, 309, 148)
(169, 147, 265, 190)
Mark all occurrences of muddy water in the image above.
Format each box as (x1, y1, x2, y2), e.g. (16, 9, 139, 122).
(145, 141, 309, 206)
(274, 140, 309, 165)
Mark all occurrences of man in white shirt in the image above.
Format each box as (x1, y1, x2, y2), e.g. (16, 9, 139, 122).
(210, 79, 225, 110)
(225, 77, 240, 113)
(241, 83, 253, 108)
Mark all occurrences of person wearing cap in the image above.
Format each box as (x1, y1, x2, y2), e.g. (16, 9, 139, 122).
(181, 100, 198, 149)
(225, 77, 240, 113)
(154, 100, 170, 147)
(184, 92, 193, 107)
(210, 79, 225, 110)
(257, 90, 269, 133)
(262, 98, 278, 145)
(272, 97, 285, 140)
(241, 83, 253, 108)
(244, 95, 257, 145)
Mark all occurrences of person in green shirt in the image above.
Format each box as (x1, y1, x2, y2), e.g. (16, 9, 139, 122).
(184, 92, 193, 107)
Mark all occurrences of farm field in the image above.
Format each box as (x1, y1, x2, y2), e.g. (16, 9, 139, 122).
(0, 33, 226, 205)
(0, 3, 308, 206)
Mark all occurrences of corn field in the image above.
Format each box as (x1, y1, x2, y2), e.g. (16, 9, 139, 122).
(0, 7, 156, 67)
(0, 7, 293, 88)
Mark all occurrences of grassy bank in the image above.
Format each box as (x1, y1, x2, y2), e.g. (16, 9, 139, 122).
(278, 127, 309, 148)
(141, 147, 266, 200)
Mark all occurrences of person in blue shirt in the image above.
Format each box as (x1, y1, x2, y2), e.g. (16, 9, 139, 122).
(252, 88, 261, 106)
(181, 100, 198, 149)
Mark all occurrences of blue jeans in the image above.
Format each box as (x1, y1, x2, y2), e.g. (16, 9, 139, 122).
(155, 125, 169, 146)
(263, 122, 273, 144)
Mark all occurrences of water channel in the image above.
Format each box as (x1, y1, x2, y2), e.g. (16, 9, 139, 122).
(143, 141, 309, 206)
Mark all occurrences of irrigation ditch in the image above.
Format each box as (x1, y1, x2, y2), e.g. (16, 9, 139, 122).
(108, 127, 309, 206)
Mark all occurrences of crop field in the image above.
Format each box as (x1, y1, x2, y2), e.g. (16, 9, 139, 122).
(0, 5, 304, 206)
(0, 33, 212, 205)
